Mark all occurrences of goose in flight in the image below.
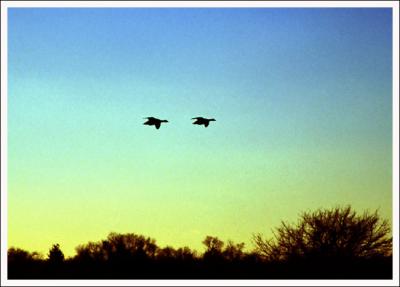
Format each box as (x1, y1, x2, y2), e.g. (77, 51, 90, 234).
(191, 117, 216, 128)
(143, 117, 168, 129)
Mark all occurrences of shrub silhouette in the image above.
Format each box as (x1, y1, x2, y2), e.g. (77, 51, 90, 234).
(156, 246, 197, 262)
(202, 235, 224, 261)
(7, 206, 392, 279)
(8, 248, 42, 263)
(48, 244, 65, 264)
(253, 206, 392, 278)
(222, 240, 245, 261)
(73, 232, 159, 278)
(8, 248, 45, 278)
(46, 244, 65, 278)
(75, 232, 157, 262)
(253, 206, 392, 261)
(202, 237, 246, 263)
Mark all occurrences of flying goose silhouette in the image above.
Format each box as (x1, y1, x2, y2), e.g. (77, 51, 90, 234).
(191, 117, 216, 128)
(143, 117, 168, 129)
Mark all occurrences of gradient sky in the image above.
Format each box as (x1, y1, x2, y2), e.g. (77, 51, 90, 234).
(8, 8, 392, 257)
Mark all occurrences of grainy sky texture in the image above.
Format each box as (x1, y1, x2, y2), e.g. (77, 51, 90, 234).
(8, 8, 392, 256)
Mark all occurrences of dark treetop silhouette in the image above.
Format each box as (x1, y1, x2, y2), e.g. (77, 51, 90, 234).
(143, 117, 169, 129)
(192, 117, 216, 128)
(7, 206, 392, 279)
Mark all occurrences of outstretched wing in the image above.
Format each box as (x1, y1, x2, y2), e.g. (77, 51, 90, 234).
(144, 117, 156, 120)
(192, 117, 203, 120)
(155, 122, 161, 129)
(204, 121, 209, 127)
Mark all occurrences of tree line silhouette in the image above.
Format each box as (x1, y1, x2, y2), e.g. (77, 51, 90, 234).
(8, 206, 392, 279)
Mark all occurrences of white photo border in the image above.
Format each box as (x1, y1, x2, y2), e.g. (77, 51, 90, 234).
(1, 1, 398, 286)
